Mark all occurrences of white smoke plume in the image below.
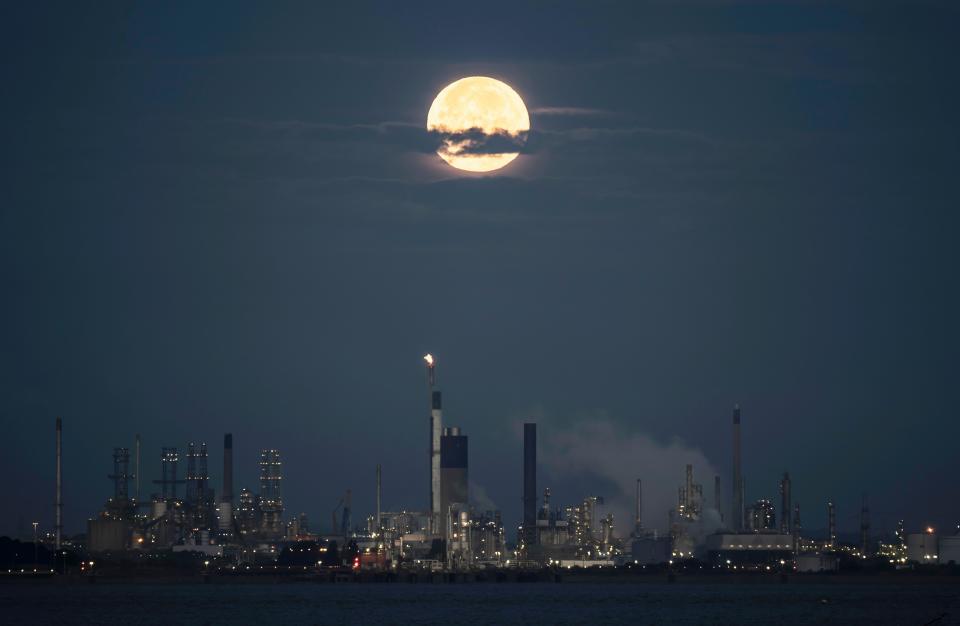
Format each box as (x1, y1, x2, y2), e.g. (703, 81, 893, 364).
(469, 482, 498, 513)
(537, 417, 720, 538)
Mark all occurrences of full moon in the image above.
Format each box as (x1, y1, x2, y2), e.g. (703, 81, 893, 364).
(427, 76, 530, 173)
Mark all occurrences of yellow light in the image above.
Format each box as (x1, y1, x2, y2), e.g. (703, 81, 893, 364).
(426, 77, 530, 173)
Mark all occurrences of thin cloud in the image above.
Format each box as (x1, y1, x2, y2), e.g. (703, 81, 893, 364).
(536, 126, 710, 143)
(531, 106, 611, 116)
(217, 116, 712, 158)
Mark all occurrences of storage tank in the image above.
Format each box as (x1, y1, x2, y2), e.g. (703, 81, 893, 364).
(631, 536, 672, 565)
(87, 518, 131, 552)
(938, 535, 960, 565)
(796, 552, 839, 572)
(152, 500, 168, 519)
(906, 532, 938, 563)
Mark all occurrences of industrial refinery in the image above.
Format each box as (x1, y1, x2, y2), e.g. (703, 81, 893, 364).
(9, 355, 960, 581)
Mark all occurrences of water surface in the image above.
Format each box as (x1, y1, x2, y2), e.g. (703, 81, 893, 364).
(1, 582, 957, 625)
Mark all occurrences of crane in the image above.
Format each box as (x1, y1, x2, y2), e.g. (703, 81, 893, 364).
(331, 497, 344, 535)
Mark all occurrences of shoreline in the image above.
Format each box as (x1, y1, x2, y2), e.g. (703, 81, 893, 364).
(3, 570, 959, 585)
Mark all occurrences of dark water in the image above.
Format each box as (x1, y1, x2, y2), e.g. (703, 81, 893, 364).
(1, 582, 957, 625)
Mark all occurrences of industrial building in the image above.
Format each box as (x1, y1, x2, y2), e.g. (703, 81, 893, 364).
(940, 534, 960, 565)
(518, 423, 620, 565)
(631, 535, 672, 565)
(704, 532, 795, 567)
(746, 499, 777, 532)
(796, 552, 840, 572)
(896, 528, 960, 566)
(59, 366, 957, 577)
(440, 426, 468, 539)
(628, 478, 673, 564)
(83, 433, 294, 558)
(258, 449, 284, 541)
(907, 531, 939, 563)
(670, 464, 705, 557)
(87, 448, 135, 552)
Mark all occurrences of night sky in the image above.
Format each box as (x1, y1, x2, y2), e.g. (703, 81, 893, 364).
(2, 1, 958, 539)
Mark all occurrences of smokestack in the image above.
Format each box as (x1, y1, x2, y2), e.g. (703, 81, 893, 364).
(430, 390, 442, 531)
(860, 494, 870, 557)
(740, 476, 746, 529)
(780, 472, 792, 534)
(523, 423, 537, 546)
(217, 435, 234, 532)
(635, 479, 642, 535)
(731, 405, 743, 531)
(55, 417, 62, 550)
(714, 475, 721, 520)
(425, 354, 442, 533)
(827, 500, 836, 548)
(134, 434, 141, 503)
(222, 434, 233, 504)
(376, 464, 382, 533)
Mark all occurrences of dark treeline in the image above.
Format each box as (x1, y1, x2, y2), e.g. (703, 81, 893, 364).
(0, 537, 53, 568)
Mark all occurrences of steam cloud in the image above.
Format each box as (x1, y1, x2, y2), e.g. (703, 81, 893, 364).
(469, 482, 498, 513)
(538, 417, 720, 538)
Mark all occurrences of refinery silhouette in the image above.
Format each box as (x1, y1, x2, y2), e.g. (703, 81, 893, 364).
(4, 354, 956, 582)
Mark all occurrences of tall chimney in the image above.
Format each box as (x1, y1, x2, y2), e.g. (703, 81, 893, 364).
(55, 417, 62, 550)
(523, 423, 537, 547)
(424, 355, 441, 534)
(740, 476, 746, 529)
(779, 472, 791, 534)
(134, 434, 141, 503)
(217, 434, 234, 532)
(731, 405, 743, 531)
(635, 479, 643, 535)
(714, 474, 722, 520)
(222, 434, 233, 504)
(827, 500, 836, 548)
(430, 390, 442, 532)
(860, 494, 870, 557)
(376, 463, 382, 533)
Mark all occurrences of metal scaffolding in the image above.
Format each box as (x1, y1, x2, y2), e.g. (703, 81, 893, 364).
(154, 447, 184, 501)
(108, 447, 131, 501)
(259, 449, 283, 539)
